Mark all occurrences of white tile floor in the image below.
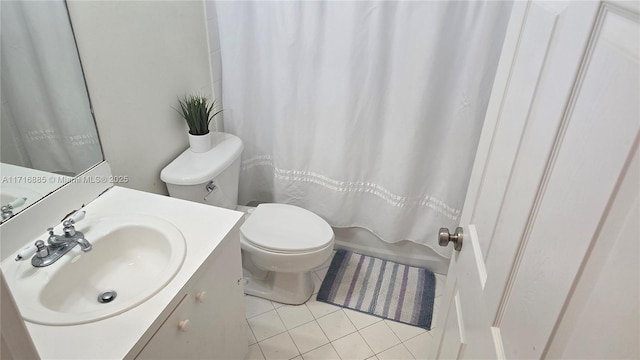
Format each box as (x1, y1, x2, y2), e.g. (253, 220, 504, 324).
(244, 253, 445, 360)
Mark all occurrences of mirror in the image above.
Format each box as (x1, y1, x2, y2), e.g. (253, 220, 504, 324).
(1, 0, 103, 221)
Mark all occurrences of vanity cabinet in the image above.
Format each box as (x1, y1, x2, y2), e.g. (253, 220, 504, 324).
(134, 234, 247, 359)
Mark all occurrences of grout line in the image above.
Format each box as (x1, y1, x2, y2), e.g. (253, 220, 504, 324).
(245, 296, 276, 319)
(313, 310, 339, 342)
(341, 314, 376, 357)
(360, 321, 401, 355)
(378, 343, 416, 360)
(328, 342, 343, 360)
(326, 328, 360, 343)
(292, 322, 334, 358)
(296, 336, 330, 355)
(247, 319, 259, 346)
(277, 304, 316, 331)
(312, 309, 361, 350)
(254, 341, 267, 360)
(401, 342, 417, 360)
(283, 331, 302, 359)
(402, 329, 432, 345)
(288, 315, 317, 331)
(384, 321, 408, 341)
(256, 309, 289, 343)
(290, 315, 350, 359)
(247, 308, 275, 319)
(342, 308, 359, 330)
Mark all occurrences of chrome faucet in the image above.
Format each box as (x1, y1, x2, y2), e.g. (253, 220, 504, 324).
(1, 197, 26, 221)
(15, 211, 92, 267)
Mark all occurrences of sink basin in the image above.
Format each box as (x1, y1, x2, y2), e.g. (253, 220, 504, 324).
(4, 214, 186, 326)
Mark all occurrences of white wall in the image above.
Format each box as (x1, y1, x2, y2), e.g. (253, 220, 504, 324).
(67, 0, 213, 195)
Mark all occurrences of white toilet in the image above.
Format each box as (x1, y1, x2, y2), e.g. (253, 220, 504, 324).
(160, 132, 334, 304)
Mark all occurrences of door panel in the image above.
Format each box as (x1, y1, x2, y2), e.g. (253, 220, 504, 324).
(483, 0, 601, 322)
(471, 1, 562, 258)
(499, 4, 640, 357)
(545, 149, 639, 358)
(440, 289, 466, 360)
(455, 226, 498, 359)
(434, 0, 639, 358)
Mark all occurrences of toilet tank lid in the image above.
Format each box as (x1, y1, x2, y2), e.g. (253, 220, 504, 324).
(160, 132, 243, 185)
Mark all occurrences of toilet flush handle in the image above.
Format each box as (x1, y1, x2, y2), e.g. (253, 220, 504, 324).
(204, 181, 217, 201)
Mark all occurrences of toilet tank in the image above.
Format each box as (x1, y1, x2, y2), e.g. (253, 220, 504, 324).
(160, 132, 244, 210)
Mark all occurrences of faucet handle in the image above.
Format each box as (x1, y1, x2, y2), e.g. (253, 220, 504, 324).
(62, 211, 85, 237)
(8, 197, 27, 209)
(65, 210, 86, 225)
(15, 243, 37, 261)
(34, 240, 49, 258)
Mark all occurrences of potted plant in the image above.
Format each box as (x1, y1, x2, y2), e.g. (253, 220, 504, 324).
(176, 95, 223, 153)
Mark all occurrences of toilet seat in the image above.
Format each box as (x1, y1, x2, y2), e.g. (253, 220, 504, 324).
(244, 240, 333, 255)
(240, 203, 334, 253)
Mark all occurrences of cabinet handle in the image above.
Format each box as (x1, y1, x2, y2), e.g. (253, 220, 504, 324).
(196, 291, 206, 303)
(178, 319, 190, 332)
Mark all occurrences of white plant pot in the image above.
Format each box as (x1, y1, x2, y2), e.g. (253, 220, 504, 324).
(188, 132, 212, 153)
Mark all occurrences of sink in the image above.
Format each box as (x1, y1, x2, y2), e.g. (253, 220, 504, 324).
(4, 214, 186, 326)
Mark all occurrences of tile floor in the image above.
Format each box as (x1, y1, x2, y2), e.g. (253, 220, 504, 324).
(244, 253, 444, 360)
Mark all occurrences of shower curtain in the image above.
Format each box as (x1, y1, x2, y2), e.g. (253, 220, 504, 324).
(1, 0, 102, 176)
(213, 1, 512, 256)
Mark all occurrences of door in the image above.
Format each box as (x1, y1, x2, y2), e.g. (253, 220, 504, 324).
(432, 1, 639, 358)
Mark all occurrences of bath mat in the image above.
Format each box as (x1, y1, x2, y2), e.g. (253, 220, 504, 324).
(317, 250, 436, 329)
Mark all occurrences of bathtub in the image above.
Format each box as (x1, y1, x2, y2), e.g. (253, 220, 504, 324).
(332, 226, 449, 275)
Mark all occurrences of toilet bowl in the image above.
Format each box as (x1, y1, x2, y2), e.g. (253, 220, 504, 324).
(160, 132, 334, 304)
(240, 203, 334, 304)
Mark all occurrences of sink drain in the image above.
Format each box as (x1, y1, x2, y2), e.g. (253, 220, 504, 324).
(98, 291, 117, 303)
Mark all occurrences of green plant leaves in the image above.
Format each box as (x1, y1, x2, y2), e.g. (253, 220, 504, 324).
(175, 95, 222, 135)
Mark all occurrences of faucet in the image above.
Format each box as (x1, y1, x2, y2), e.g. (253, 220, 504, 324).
(1, 197, 26, 221)
(15, 211, 92, 267)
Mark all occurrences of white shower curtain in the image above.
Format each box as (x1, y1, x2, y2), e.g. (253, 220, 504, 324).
(1, 0, 102, 176)
(214, 1, 512, 256)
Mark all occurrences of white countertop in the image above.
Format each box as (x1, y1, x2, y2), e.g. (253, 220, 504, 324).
(1, 186, 244, 359)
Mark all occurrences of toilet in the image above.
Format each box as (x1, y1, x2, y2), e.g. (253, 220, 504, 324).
(160, 132, 334, 304)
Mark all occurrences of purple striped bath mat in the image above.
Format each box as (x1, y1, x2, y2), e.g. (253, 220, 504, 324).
(317, 250, 435, 329)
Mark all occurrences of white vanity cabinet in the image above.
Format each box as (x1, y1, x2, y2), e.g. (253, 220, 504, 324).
(1, 185, 248, 359)
(133, 233, 247, 359)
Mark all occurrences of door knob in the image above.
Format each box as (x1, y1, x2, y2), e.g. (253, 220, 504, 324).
(439, 227, 463, 251)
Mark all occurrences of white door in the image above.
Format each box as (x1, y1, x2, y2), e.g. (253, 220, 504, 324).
(432, 1, 640, 358)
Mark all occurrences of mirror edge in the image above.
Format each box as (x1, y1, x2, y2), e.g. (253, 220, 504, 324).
(64, 0, 106, 161)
